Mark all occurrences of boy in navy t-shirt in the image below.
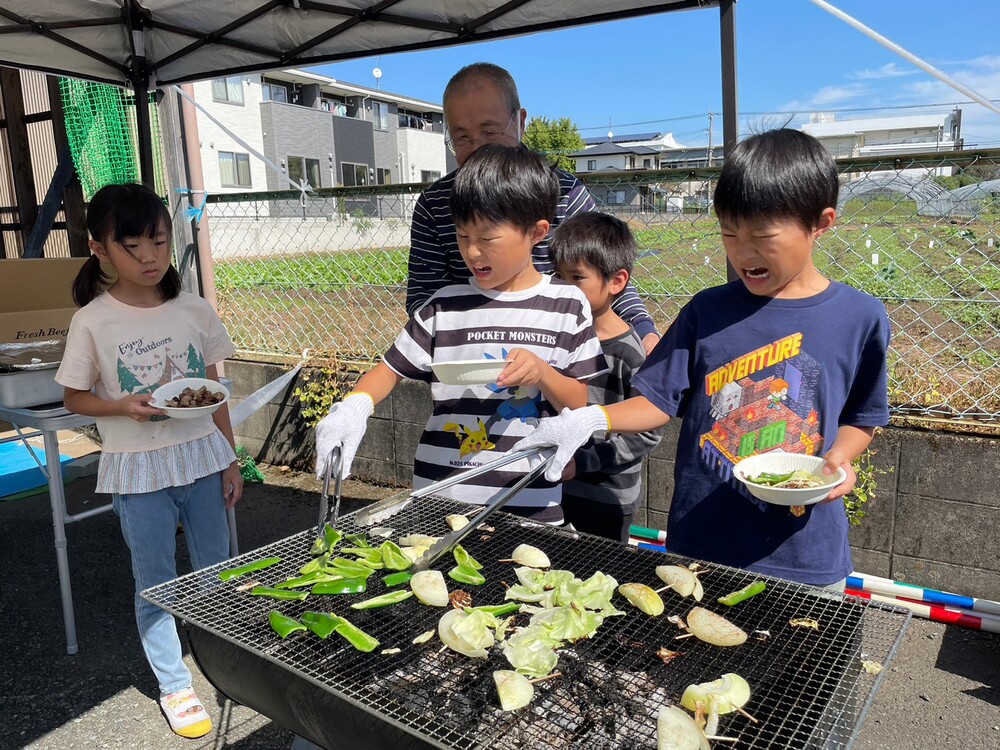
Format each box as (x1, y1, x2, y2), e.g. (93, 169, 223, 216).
(514, 129, 890, 587)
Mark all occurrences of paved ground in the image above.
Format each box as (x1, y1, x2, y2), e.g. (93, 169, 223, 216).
(1, 448, 997, 750)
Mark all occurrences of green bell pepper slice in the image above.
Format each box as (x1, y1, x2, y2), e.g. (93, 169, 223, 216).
(381, 571, 414, 587)
(344, 533, 371, 548)
(311, 577, 368, 595)
(453, 545, 483, 571)
(379, 540, 412, 571)
(349, 589, 414, 610)
(251, 586, 309, 601)
(300, 552, 330, 576)
(301, 611, 340, 639)
(275, 572, 345, 589)
(330, 615, 380, 652)
(268, 610, 306, 638)
(329, 557, 377, 578)
(718, 580, 767, 606)
(465, 602, 521, 618)
(448, 564, 486, 586)
(218, 556, 282, 581)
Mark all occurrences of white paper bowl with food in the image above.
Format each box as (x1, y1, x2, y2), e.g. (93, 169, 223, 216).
(430, 359, 507, 386)
(151, 378, 230, 419)
(734, 453, 846, 506)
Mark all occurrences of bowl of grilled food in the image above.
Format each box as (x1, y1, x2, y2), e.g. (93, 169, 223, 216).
(151, 378, 230, 419)
(734, 452, 846, 506)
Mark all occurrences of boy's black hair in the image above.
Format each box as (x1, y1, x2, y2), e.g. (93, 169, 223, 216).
(549, 212, 637, 282)
(450, 144, 558, 233)
(713, 128, 839, 230)
(73, 182, 180, 307)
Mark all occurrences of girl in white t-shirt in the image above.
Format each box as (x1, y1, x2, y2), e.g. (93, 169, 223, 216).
(55, 183, 242, 740)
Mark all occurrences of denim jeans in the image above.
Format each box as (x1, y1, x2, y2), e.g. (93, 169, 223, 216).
(113, 471, 230, 695)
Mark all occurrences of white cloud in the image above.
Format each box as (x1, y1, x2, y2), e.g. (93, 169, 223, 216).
(853, 62, 918, 80)
(780, 84, 868, 113)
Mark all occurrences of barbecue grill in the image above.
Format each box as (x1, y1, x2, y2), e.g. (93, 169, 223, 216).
(142, 495, 910, 750)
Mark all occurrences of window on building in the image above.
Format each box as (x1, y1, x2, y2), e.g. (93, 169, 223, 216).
(262, 82, 288, 103)
(376, 168, 392, 185)
(643, 158, 652, 169)
(219, 151, 252, 188)
(606, 189, 626, 205)
(342, 162, 369, 187)
(371, 101, 389, 130)
(420, 170, 441, 183)
(287, 156, 322, 188)
(587, 160, 597, 171)
(211, 76, 244, 105)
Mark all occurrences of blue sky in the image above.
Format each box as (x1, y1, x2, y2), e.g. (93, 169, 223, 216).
(309, 0, 1000, 148)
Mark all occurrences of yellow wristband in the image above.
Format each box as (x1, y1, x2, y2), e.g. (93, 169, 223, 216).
(596, 404, 612, 433)
(345, 390, 375, 407)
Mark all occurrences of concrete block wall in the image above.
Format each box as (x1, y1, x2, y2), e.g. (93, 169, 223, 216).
(228, 359, 1000, 601)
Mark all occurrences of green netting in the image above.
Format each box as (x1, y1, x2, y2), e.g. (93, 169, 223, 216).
(59, 78, 167, 199)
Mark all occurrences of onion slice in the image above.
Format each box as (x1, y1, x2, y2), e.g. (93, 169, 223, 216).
(657, 705, 710, 750)
(656, 565, 697, 597)
(687, 607, 748, 647)
(511, 544, 551, 568)
(618, 583, 665, 616)
(410, 569, 449, 607)
(493, 670, 534, 711)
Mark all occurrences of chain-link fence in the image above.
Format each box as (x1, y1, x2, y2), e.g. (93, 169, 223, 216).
(205, 149, 1000, 425)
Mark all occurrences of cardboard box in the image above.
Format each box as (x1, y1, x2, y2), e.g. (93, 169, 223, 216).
(0, 258, 86, 345)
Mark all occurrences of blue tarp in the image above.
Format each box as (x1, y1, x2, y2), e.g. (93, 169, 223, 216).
(0, 441, 71, 498)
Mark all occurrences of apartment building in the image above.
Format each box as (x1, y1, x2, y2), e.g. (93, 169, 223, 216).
(191, 68, 447, 196)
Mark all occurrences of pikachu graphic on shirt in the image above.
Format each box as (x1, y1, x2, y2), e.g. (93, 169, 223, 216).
(443, 419, 496, 457)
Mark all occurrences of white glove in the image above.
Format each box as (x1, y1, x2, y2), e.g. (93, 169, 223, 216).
(510, 405, 609, 482)
(315, 392, 374, 479)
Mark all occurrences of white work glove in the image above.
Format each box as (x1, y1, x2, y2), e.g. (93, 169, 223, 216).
(315, 391, 374, 479)
(510, 405, 610, 483)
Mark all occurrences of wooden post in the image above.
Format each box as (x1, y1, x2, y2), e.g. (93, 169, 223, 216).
(0, 69, 39, 255)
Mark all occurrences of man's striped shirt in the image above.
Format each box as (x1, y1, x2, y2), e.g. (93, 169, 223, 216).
(384, 275, 607, 518)
(406, 166, 656, 339)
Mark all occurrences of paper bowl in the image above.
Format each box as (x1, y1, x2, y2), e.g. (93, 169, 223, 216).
(151, 378, 230, 419)
(430, 359, 507, 386)
(734, 453, 846, 506)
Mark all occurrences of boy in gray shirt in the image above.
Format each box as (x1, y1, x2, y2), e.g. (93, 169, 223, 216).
(551, 213, 662, 542)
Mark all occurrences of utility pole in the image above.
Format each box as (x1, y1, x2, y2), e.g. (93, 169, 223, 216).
(707, 112, 715, 166)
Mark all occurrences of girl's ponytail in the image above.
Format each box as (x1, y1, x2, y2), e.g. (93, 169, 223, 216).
(72, 255, 111, 307)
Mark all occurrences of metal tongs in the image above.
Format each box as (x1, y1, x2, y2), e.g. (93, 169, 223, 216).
(316, 445, 344, 538)
(410, 447, 554, 573)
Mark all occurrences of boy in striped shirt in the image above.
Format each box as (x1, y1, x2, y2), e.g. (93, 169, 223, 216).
(315, 145, 607, 523)
(551, 213, 663, 542)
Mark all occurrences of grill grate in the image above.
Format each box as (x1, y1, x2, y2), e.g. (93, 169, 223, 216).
(143, 495, 910, 750)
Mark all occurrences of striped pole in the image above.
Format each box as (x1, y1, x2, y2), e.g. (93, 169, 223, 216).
(846, 588, 1000, 634)
(629, 525, 667, 543)
(848, 572, 1000, 617)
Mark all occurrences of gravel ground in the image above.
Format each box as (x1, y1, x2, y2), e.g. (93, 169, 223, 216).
(1, 465, 997, 750)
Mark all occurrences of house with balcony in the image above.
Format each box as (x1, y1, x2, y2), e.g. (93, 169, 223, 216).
(192, 68, 447, 198)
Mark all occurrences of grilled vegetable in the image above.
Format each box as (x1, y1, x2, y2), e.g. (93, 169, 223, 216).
(310, 524, 342, 556)
(381, 571, 414, 587)
(681, 672, 751, 736)
(268, 610, 306, 638)
(310, 577, 367, 595)
(465, 602, 522, 618)
(329, 557, 377, 579)
(412, 629, 436, 645)
(618, 583, 665, 616)
(250, 586, 309, 601)
(453, 544, 483, 570)
(301, 611, 340, 639)
(449, 564, 486, 586)
(275, 572, 344, 589)
(438, 609, 494, 658)
(718, 581, 766, 606)
(410, 569, 449, 607)
(511, 544, 550, 569)
(657, 705, 710, 750)
(494, 670, 534, 711)
(330, 615, 380, 652)
(349, 590, 414, 609)
(378, 540, 412, 571)
(656, 565, 696, 597)
(446, 514, 470, 531)
(219, 556, 281, 581)
(687, 607, 748, 647)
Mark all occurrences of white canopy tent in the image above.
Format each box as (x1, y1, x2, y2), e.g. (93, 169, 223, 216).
(0, 0, 738, 182)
